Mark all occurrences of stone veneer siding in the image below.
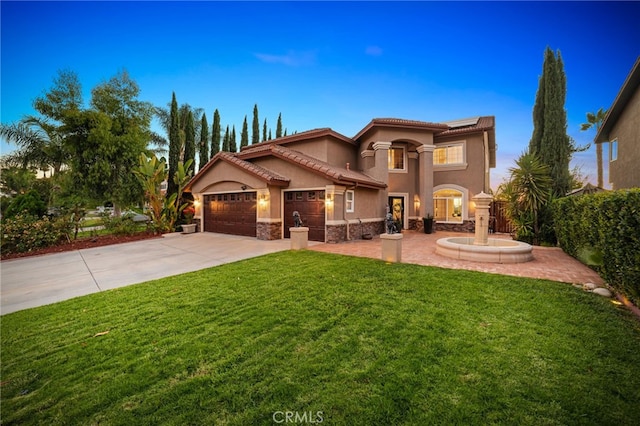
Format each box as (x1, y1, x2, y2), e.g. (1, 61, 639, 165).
(257, 221, 281, 240)
(326, 224, 347, 243)
(435, 220, 475, 233)
(347, 220, 385, 241)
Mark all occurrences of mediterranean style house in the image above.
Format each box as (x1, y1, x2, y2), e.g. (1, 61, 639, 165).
(186, 116, 496, 243)
(595, 56, 640, 190)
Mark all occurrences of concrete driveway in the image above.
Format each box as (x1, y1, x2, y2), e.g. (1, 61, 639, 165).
(1, 233, 310, 315)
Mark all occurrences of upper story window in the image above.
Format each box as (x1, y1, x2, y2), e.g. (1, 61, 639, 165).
(434, 142, 465, 166)
(610, 139, 618, 162)
(388, 146, 406, 171)
(345, 190, 354, 213)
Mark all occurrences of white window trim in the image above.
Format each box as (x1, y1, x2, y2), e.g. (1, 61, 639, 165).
(345, 190, 354, 213)
(433, 141, 467, 170)
(388, 144, 407, 173)
(432, 184, 469, 223)
(610, 139, 618, 162)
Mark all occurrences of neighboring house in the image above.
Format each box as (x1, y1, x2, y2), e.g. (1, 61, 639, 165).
(186, 116, 496, 243)
(595, 56, 640, 190)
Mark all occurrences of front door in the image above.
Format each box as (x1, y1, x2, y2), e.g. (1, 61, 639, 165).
(388, 196, 404, 231)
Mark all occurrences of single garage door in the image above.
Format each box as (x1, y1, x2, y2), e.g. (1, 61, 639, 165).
(284, 190, 325, 242)
(203, 192, 257, 237)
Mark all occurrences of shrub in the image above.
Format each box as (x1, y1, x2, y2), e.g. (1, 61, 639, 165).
(100, 213, 143, 236)
(4, 190, 47, 218)
(1, 214, 73, 256)
(553, 189, 640, 306)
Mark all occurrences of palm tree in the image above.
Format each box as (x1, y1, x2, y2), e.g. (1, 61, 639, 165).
(580, 108, 607, 188)
(505, 152, 553, 244)
(0, 116, 68, 175)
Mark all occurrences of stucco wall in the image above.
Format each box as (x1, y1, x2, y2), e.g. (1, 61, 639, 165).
(609, 87, 640, 189)
(190, 161, 265, 194)
(287, 138, 358, 168)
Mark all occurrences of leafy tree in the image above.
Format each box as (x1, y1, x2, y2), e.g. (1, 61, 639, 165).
(276, 113, 283, 138)
(33, 69, 83, 122)
(64, 70, 153, 213)
(211, 109, 221, 158)
(529, 47, 572, 197)
(0, 166, 36, 196)
(580, 108, 607, 188)
(252, 104, 260, 145)
(263, 118, 267, 142)
(183, 110, 196, 176)
(167, 92, 181, 199)
(240, 116, 249, 148)
(198, 112, 209, 171)
(230, 126, 237, 153)
(222, 125, 230, 152)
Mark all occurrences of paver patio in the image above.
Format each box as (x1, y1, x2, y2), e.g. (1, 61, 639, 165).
(310, 230, 605, 285)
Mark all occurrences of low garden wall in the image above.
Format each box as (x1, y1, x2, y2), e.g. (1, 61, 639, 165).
(553, 189, 640, 307)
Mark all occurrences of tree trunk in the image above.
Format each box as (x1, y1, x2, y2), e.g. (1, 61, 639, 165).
(596, 143, 603, 188)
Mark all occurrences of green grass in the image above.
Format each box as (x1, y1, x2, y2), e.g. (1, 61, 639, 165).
(2, 251, 640, 425)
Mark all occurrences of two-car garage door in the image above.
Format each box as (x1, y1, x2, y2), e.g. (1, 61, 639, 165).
(203, 192, 257, 237)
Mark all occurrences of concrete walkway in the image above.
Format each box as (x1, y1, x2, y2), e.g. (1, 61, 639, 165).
(1, 233, 309, 315)
(1, 230, 604, 316)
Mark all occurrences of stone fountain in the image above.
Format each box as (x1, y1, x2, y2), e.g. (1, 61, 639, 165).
(435, 192, 533, 263)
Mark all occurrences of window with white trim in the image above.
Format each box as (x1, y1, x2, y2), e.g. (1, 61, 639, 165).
(388, 146, 406, 171)
(610, 139, 618, 162)
(434, 143, 464, 165)
(433, 189, 463, 223)
(345, 190, 354, 213)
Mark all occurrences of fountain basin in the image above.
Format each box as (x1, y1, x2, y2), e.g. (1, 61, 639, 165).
(436, 237, 533, 264)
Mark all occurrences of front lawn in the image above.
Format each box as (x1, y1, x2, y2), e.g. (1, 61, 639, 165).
(2, 251, 639, 425)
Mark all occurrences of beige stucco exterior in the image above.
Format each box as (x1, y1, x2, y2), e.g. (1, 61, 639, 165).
(187, 117, 496, 242)
(596, 57, 640, 190)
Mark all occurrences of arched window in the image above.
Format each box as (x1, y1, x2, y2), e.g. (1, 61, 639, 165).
(433, 188, 464, 223)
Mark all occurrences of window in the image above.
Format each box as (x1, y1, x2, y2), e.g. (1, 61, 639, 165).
(345, 190, 354, 213)
(308, 191, 316, 201)
(610, 139, 618, 162)
(434, 143, 464, 165)
(433, 189, 463, 223)
(388, 146, 405, 171)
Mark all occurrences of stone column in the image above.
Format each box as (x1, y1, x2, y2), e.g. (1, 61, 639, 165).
(380, 233, 403, 263)
(472, 191, 493, 246)
(371, 141, 391, 183)
(417, 144, 435, 219)
(290, 226, 309, 250)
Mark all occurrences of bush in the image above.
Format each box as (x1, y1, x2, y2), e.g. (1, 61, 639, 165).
(100, 213, 144, 236)
(4, 190, 47, 218)
(1, 214, 73, 256)
(553, 189, 640, 306)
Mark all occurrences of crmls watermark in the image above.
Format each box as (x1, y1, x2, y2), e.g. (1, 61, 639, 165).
(272, 411, 324, 423)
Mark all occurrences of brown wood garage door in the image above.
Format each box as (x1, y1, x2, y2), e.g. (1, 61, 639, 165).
(284, 190, 325, 242)
(203, 192, 256, 237)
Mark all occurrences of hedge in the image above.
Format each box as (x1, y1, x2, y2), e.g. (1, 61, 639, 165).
(553, 189, 640, 307)
(1, 214, 73, 256)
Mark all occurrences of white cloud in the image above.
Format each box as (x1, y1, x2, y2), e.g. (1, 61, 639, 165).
(254, 50, 316, 67)
(365, 45, 383, 56)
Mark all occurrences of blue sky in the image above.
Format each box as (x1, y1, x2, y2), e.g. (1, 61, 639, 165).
(2, 1, 639, 189)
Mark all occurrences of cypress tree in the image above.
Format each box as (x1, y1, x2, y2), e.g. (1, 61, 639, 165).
(268, 129, 272, 140)
(263, 118, 267, 142)
(230, 125, 237, 153)
(184, 110, 196, 176)
(276, 113, 283, 138)
(222, 125, 230, 152)
(167, 92, 181, 199)
(284, 128, 288, 137)
(240, 116, 249, 148)
(252, 104, 259, 145)
(198, 112, 209, 171)
(211, 109, 221, 158)
(529, 47, 571, 197)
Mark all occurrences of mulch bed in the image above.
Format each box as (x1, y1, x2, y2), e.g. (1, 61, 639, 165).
(1, 232, 163, 261)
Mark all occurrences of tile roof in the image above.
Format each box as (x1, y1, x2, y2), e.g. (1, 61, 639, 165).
(185, 151, 290, 191)
(240, 127, 355, 158)
(268, 145, 386, 189)
(353, 118, 450, 140)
